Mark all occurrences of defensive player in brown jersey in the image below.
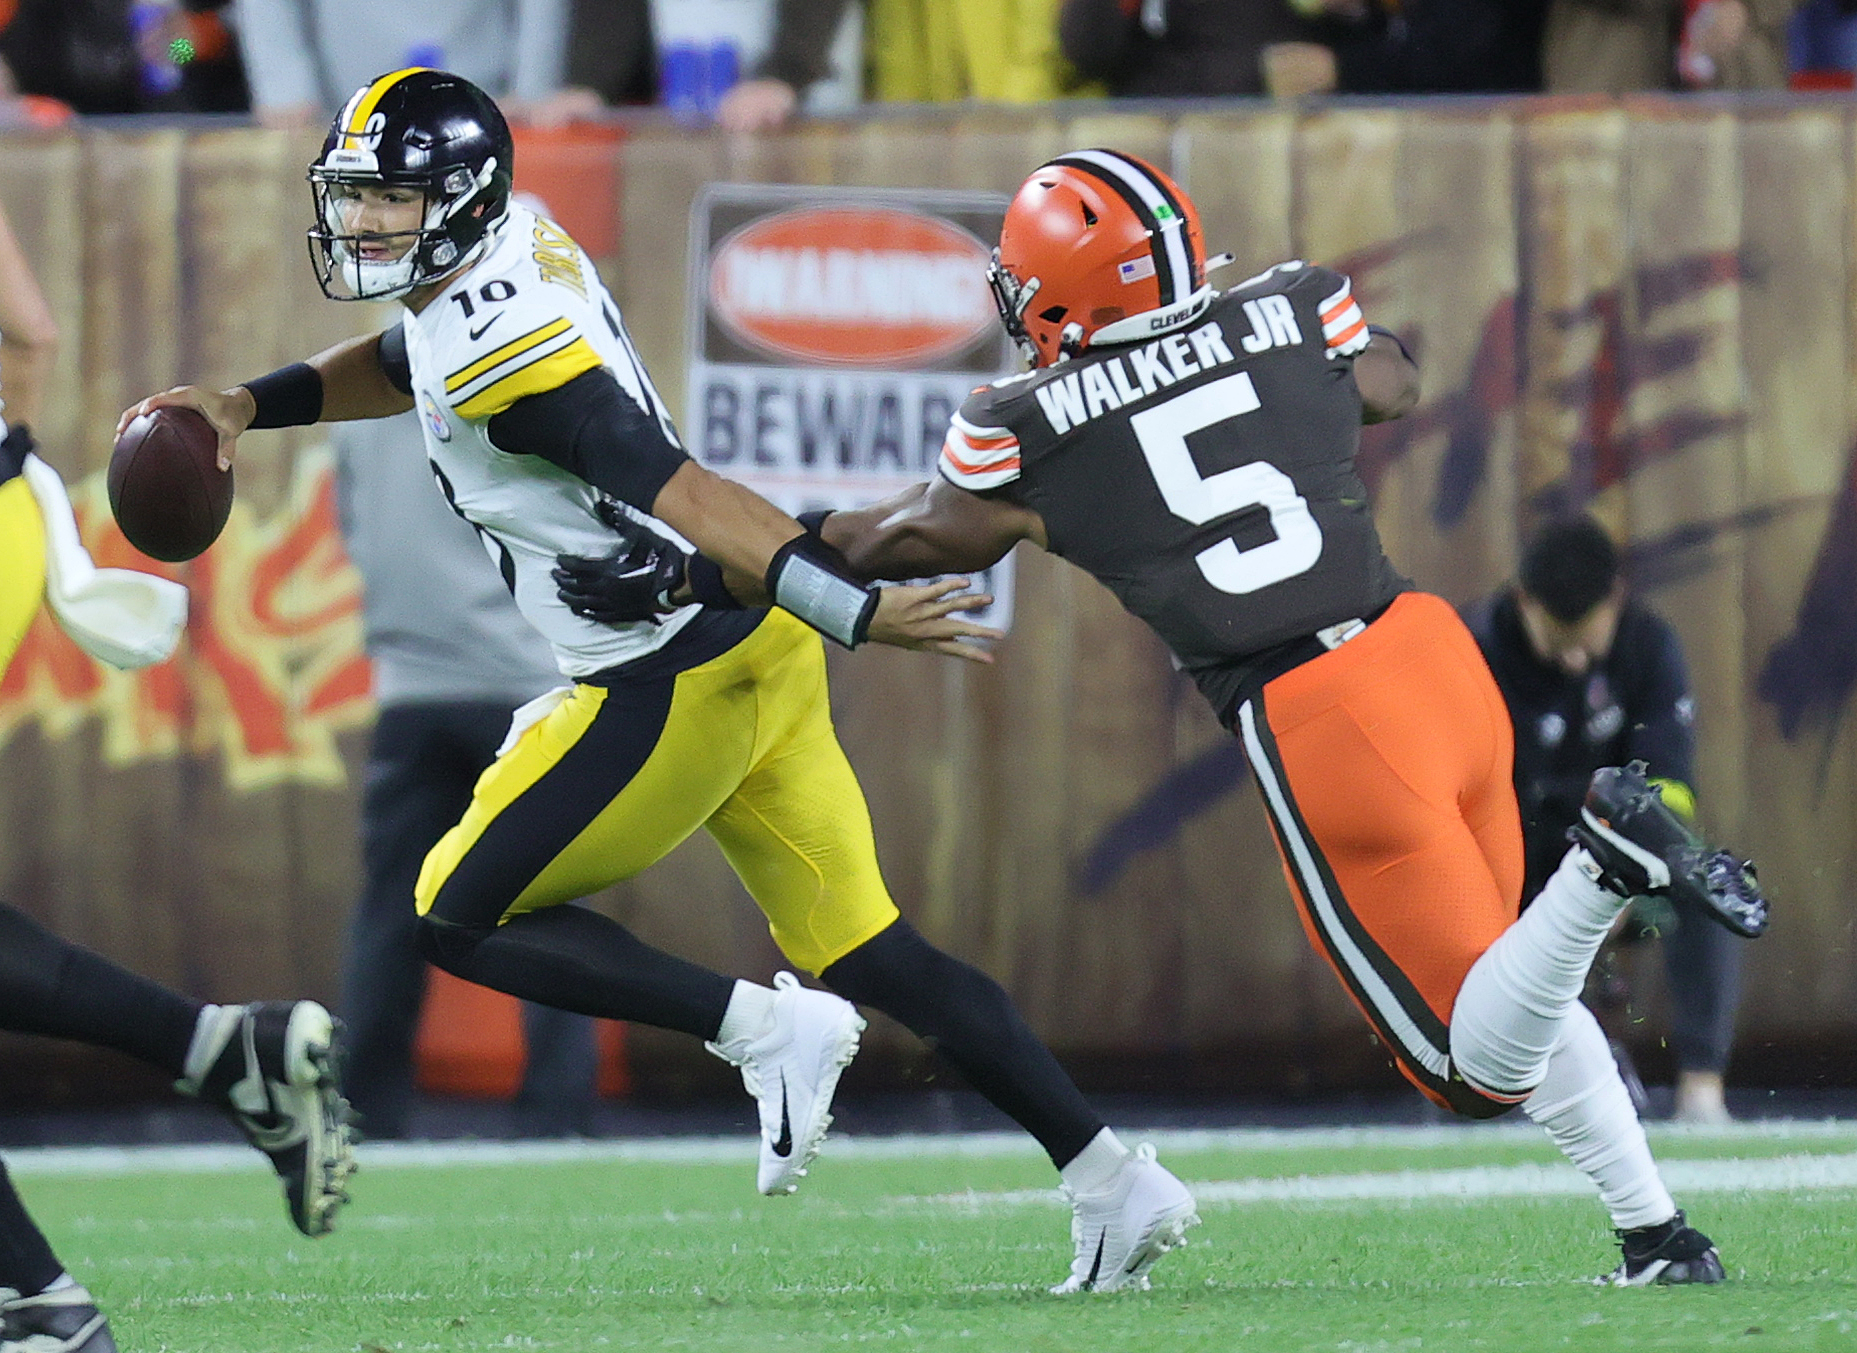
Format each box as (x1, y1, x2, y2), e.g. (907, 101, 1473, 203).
(569, 149, 1771, 1285)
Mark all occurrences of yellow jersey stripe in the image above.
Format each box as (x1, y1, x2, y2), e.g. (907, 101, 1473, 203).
(453, 338, 603, 420)
(444, 318, 575, 393)
(342, 67, 430, 148)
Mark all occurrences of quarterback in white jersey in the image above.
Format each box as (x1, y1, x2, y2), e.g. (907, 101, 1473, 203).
(398, 195, 700, 677)
(119, 68, 1195, 1293)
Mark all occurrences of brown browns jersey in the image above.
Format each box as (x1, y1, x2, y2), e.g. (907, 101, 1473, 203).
(940, 261, 1408, 722)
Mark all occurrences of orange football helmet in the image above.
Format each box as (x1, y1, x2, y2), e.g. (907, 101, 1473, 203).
(987, 149, 1213, 368)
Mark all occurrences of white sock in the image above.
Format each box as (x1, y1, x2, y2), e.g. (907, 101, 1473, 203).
(710, 981, 778, 1054)
(41, 1272, 76, 1294)
(1059, 1127, 1130, 1194)
(1524, 1002, 1676, 1230)
(1450, 847, 1627, 1096)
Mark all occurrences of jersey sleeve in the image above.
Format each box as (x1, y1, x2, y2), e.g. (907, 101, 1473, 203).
(442, 310, 605, 421)
(1308, 267, 1371, 360)
(937, 388, 1022, 492)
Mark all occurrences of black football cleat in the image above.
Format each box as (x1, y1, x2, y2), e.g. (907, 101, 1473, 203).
(1606, 1211, 1727, 1286)
(175, 1001, 356, 1237)
(1568, 762, 1769, 939)
(0, 1283, 118, 1353)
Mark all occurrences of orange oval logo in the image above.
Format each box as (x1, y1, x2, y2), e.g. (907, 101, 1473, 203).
(709, 206, 996, 368)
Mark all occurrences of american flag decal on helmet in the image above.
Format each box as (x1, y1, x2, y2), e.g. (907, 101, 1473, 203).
(1050, 149, 1199, 309)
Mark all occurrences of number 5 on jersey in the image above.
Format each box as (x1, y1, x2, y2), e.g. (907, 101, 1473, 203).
(1129, 372, 1324, 595)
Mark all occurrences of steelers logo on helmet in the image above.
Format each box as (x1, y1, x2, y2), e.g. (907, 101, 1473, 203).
(307, 68, 515, 301)
(988, 149, 1213, 368)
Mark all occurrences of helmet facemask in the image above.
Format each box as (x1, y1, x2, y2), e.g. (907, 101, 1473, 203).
(986, 250, 1042, 366)
(307, 155, 504, 301)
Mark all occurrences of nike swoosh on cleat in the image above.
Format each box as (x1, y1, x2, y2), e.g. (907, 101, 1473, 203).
(1085, 1230, 1106, 1289)
(771, 1072, 793, 1158)
(469, 315, 502, 341)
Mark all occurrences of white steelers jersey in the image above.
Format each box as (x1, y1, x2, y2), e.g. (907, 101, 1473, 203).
(399, 201, 699, 678)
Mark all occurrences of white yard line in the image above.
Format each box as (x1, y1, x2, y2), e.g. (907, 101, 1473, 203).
(904, 1152, 1857, 1210)
(3, 1120, 1854, 1178)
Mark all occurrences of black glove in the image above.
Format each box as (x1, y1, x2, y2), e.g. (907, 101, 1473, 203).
(552, 519, 688, 626)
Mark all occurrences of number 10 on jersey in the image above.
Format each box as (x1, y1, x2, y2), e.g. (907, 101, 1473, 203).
(1129, 371, 1325, 595)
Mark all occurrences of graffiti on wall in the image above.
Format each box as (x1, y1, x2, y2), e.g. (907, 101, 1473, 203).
(0, 450, 372, 790)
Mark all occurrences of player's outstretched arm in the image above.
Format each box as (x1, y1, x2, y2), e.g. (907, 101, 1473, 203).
(115, 331, 414, 468)
(647, 461, 1005, 663)
(1355, 327, 1420, 425)
(821, 476, 1045, 581)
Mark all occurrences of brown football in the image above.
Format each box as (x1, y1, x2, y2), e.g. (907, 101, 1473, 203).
(107, 405, 233, 562)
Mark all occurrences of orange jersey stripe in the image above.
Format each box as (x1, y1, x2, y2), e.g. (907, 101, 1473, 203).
(942, 440, 1021, 478)
(955, 431, 1017, 451)
(1326, 316, 1367, 349)
(1321, 293, 1355, 325)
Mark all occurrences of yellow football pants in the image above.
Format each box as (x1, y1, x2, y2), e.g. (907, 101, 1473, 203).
(0, 475, 46, 675)
(414, 610, 901, 976)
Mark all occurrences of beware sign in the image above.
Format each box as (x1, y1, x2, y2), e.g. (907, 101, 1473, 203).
(687, 184, 1017, 629)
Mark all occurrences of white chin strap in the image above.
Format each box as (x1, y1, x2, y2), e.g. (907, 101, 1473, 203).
(334, 241, 421, 300)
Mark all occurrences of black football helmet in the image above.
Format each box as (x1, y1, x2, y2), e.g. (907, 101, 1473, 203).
(307, 68, 513, 301)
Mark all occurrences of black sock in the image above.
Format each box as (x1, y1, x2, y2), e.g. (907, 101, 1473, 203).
(419, 905, 734, 1041)
(0, 903, 201, 1077)
(0, 1158, 62, 1297)
(823, 919, 1104, 1168)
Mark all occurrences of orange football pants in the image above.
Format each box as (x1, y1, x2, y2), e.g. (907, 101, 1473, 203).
(1235, 591, 1526, 1115)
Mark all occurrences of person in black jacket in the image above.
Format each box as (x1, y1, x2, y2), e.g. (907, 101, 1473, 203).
(1468, 516, 1746, 1124)
(1059, 0, 1317, 96)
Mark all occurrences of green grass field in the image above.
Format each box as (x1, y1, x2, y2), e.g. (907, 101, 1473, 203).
(10, 1123, 1857, 1352)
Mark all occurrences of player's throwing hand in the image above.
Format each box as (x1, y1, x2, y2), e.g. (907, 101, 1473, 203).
(118, 384, 254, 471)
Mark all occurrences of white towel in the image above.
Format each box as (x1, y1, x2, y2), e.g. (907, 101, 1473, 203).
(22, 454, 189, 670)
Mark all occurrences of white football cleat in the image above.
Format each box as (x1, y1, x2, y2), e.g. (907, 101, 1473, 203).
(0, 1283, 116, 1353)
(708, 972, 865, 1195)
(1052, 1144, 1199, 1293)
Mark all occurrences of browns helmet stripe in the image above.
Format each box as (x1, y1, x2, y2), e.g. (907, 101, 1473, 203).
(1050, 149, 1196, 308)
(339, 67, 432, 149)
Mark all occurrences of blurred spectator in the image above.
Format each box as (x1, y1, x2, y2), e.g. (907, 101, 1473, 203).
(230, 0, 570, 128)
(521, 0, 652, 127)
(1059, 0, 1314, 96)
(333, 414, 601, 1141)
(1466, 517, 1747, 1125)
(1258, 0, 1548, 96)
(0, 0, 244, 114)
(716, 0, 854, 132)
(1542, 0, 1799, 91)
(1788, 0, 1857, 85)
(719, 0, 1072, 133)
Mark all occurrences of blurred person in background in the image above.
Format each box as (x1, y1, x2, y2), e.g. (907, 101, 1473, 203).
(1542, 0, 1799, 90)
(1788, 0, 1857, 84)
(718, 0, 1076, 134)
(522, 0, 653, 127)
(1466, 516, 1746, 1125)
(0, 0, 245, 115)
(1256, 0, 1548, 97)
(0, 198, 352, 1353)
(333, 413, 602, 1141)
(231, 0, 570, 127)
(1057, 0, 1316, 96)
